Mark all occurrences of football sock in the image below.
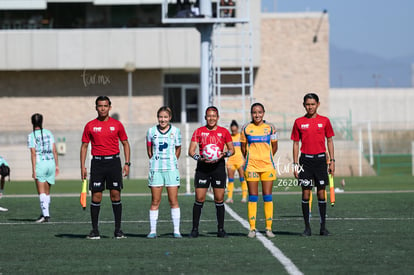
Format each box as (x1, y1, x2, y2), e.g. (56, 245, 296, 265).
(192, 201, 203, 229)
(263, 194, 273, 231)
(39, 193, 49, 217)
(171, 207, 181, 234)
(149, 209, 159, 233)
(302, 199, 310, 228)
(112, 200, 122, 231)
(45, 194, 51, 217)
(227, 180, 234, 199)
(241, 179, 248, 200)
(318, 200, 327, 228)
(248, 195, 258, 230)
(90, 201, 101, 231)
(215, 202, 225, 230)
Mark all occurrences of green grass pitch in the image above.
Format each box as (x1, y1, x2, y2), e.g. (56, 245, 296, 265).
(0, 176, 413, 274)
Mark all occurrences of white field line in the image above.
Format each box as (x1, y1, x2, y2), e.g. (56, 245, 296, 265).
(207, 193, 303, 275)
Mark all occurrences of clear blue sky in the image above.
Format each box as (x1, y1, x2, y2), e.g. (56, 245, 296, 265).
(262, 0, 414, 60)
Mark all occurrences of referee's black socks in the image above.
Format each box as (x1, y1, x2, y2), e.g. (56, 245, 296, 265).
(112, 200, 122, 231)
(301, 200, 310, 228)
(215, 201, 225, 230)
(192, 201, 204, 230)
(318, 200, 327, 228)
(90, 201, 101, 231)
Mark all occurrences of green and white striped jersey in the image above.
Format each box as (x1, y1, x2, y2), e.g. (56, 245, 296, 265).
(146, 125, 181, 171)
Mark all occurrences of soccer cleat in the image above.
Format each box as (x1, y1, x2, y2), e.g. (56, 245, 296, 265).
(247, 230, 256, 238)
(241, 198, 247, 203)
(35, 216, 50, 223)
(225, 198, 233, 204)
(146, 232, 157, 239)
(114, 230, 127, 239)
(217, 229, 228, 238)
(301, 227, 312, 237)
(173, 232, 183, 238)
(189, 228, 199, 238)
(86, 229, 100, 240)
(320, 228, 330, 236)
(265, 230, 275, 238)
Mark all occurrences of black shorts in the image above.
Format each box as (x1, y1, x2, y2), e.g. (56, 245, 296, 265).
(90, 155, 123, 192)
(298, 153, 328, 189)
(194, 159, 227, 189)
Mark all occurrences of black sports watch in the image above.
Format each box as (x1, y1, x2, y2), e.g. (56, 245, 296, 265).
(125, 162, 131, 166)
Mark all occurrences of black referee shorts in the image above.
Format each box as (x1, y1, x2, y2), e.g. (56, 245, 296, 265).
(90, 154, 123, 192)
(299, 153, 328, 189)
(194, 159, 227, 189)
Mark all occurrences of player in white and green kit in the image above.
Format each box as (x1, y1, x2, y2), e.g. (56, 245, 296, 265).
(146, 106, 182, 238)
(27, 113, 59, 223)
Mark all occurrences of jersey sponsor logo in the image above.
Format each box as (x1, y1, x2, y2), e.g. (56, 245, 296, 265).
(93, 182, 102, 187)
(158, 142, 169, 151)
(299, 179, 312, 187)
(301, 124, 309, 129)
(93, 127, 102, 132)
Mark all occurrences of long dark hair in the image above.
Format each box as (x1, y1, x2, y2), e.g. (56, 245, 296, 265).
(31, 113, 44, 149)
(250, 103, 265, 123)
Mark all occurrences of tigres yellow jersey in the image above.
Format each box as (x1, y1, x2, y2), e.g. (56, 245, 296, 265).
(227, 132, 244, 166)
(240, 121, 278, 172)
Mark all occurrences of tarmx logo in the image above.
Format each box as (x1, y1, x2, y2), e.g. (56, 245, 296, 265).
(93, 127, 102, 132)
(93, 182, 101, 187)
(301, 124, 309, 129)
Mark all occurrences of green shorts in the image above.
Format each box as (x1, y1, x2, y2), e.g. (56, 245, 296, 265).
(148, 170, 180, 187)
(36, 160, 56, 185)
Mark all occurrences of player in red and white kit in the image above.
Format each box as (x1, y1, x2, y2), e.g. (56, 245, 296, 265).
(80, 96, 131, 240)
(291, 93, 335, 237)
(188, 106, 234, 238)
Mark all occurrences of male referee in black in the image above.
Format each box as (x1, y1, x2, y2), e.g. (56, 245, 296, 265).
(291, 93, 335, 236)
(80, 96, 131, 239)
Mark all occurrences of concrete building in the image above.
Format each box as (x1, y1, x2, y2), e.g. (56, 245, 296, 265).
(2, 0, 361, 180)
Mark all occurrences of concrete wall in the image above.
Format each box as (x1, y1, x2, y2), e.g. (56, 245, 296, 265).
(330, 88, 414, 130)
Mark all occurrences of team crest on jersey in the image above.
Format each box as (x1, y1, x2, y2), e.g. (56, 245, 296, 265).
(318, 123, 323, 128)
(301, 124, 309, 129)
(109, 126, 115, 132)
(93, 127, 102, 132)
(218, 133, 222, 137)
(170, 133, 175, 139)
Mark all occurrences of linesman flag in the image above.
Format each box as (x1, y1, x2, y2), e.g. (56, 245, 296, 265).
(80, 179, 87, 210)
(328, 174, 335, 206)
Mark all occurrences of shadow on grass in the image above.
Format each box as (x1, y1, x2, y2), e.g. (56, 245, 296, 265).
(8, 218, 37, 222)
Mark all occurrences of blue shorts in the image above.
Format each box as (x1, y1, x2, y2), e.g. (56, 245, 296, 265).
(148, 170, 180, 187)
(36, 160, 56, 185)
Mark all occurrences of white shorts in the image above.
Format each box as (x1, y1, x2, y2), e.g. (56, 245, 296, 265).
(148, 170, 180, 187)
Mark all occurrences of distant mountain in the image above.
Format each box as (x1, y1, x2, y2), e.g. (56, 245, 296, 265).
(330, 45, 413, 88)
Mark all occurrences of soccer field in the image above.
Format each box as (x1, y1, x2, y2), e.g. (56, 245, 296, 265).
(0, 177, 413, 274)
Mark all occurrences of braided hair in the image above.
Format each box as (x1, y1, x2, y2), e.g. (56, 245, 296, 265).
(31, 113, 44, 150)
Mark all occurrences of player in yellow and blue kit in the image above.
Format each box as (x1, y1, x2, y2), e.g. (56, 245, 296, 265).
(240, 103, 278, 238)
(225, 120, 248, 203)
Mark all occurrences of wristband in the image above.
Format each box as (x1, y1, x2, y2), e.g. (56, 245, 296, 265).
(225, 151, 231, 157)
(192, 154, 200, 161)
(125, 162, 131, 166)
(330, 159, 335, 162)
